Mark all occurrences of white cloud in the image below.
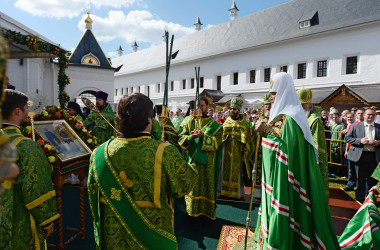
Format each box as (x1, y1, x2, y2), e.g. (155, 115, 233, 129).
(78, 10, 195, 45)
(108, 51, 118, 58)
(14, 0, 144, 19)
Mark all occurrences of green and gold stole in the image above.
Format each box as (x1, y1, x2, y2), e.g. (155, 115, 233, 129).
(88, 141, 177, 249)
(189, 118, 221, 165)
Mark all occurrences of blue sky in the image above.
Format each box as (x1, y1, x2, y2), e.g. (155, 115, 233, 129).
(1, 0, 288, 58)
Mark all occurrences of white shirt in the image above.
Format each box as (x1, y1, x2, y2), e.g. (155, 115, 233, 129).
(363, 121, 375, 152)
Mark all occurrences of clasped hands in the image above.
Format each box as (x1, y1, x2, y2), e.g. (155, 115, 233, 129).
(190, 130, 204, 139)
(361, 137, 379, 147)
(255, 120, 266, 135)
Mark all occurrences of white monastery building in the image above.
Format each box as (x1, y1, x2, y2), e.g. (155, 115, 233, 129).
(112, 0, 380, 111)
(1, 11, 60, 106)
(1, 11, 115, 107)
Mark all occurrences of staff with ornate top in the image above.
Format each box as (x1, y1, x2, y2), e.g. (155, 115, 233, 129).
(155, 30, 179, 145)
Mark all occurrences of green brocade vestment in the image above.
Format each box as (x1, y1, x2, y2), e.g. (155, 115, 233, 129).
(172, 115, 184, 132)
(0, 126, 59, 250)
(178, 117, 222, 219)
(83, 103, 115, 144)
(87, 136, 197, 249)
(151, 118, 162, 140)
(162, 118, 179, 146)
(254, 115, 339, 249)
(152, 118, 179, 146)
(220, 115, 257, 198)
(330, 122, 344, 165)
(307, 107, 329, 198)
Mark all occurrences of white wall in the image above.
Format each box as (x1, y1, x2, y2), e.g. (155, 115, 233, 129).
(6, 58, 59, 105)
(113, 22, 380, 110)
(66, 65, 115, 107)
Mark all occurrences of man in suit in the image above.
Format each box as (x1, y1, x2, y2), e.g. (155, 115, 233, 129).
(345, 108, 380, 203)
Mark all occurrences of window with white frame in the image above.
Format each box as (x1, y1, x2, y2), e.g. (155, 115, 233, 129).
(346, 56, 358, 74)
(280, 65, 288, 73)
(297, 63, 307, 79)
(299, 20, 311, 29)
(317, 60, 327, 77)
(264, 68, 271, 82)
(233, 72, 238, 85)
(249, 70, 256, 83)
(216, 75, 221, 90)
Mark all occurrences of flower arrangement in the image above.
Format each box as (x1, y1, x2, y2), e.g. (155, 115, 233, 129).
(2, 29, 70, 108)
(25, 36, 38, 51)
(58, 91, 70, 106)
(58, 72, 70, 86)
(51, 47, 60, 55)
(21, 125, 61, 169)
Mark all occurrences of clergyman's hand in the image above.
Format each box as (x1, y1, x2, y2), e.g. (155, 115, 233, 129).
(255, 120, 266, 135)
(44, 223, 54, 239)
(190, 130, 204, 139)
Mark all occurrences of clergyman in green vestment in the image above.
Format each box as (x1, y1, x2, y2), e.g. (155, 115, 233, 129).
(329, 111, 344, 176)
(172, 108, 184, 131)
(88, 93, 197, 249)
(219, 97, 256, 199)
(83, 91, 115, 144)
(297, 88, 329, 198)
(0, 90, 59, 249)
(67, 101, 84, 121)
(179, 96, 222, 220)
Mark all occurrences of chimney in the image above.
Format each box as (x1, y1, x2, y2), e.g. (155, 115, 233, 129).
(229, 0, 239, 20)
(194, 16, 203, 31)
(117, 45, 123, 57)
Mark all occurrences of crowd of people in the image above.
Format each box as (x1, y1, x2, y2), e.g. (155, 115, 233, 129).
(170, 106, 262, 128)
(1, 70, 380, 248)
(319, 106, 380, 202)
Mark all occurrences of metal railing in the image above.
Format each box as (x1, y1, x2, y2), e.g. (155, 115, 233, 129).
(325, 130, 348, 168)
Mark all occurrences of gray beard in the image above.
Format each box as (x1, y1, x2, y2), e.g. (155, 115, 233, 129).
(304, 109, 311, 118)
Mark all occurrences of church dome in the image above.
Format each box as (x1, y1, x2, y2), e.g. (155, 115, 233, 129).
(85, 11, 92, 25)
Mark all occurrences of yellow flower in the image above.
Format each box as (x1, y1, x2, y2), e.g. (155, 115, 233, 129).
(48, 156, 55, 163)
(87, 138, 93, 144)
(26, 126, 32, 133)
(42, 111, 49, 117)
(44, 144, 52, 150)
(82, 128, 87, 133)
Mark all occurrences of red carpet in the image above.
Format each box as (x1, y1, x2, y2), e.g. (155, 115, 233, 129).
(217, 187, 361, 249)
(328, 187, 361, 236)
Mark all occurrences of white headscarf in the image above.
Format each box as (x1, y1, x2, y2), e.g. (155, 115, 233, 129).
(269, 72, 318, 161)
